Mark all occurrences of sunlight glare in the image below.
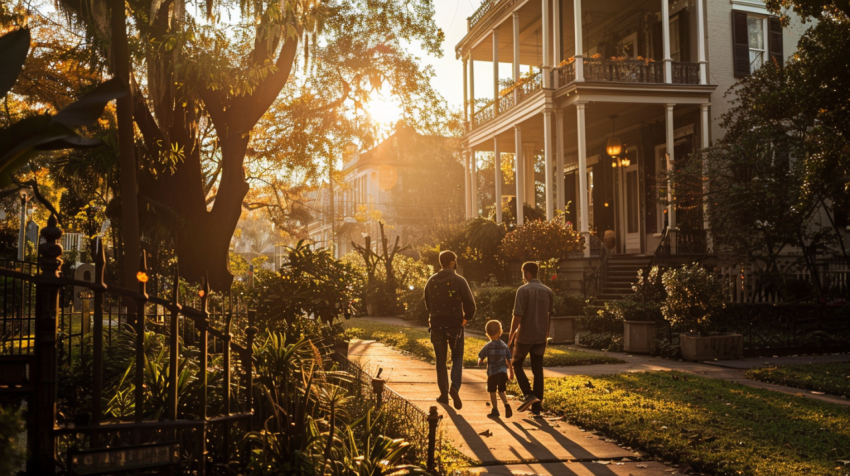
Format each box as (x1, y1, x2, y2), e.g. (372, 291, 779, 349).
(365, 92, 402, 126)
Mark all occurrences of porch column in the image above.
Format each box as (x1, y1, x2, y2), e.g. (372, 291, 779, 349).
(574, 0, 584, 81)
(696, 0, 707, 84)
(661, 0, 672, 83)
(469, 57, 476, 121)
(701, 103, 712, 250)
(555, 110, 566, 214)
(542, 0, 552, 88)
(544, 109, 555, 219)
(576, 101, 590, 256)
(464, 149, 471, 218)
(463, 150, 472, 219)
(463, 57, 469, 123)
(471, 150, 479, 218)
(514, 125, 525, 225)
(513, 13, 521, 103)
(665, 103, 677, 234)
(524, 144, 536, 206)
(494, 138, 503, 224)
(493, 29, 500, 117)
(554, 0, 562, 65)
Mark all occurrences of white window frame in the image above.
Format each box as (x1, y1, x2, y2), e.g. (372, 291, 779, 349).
(747, 14, 768, 71)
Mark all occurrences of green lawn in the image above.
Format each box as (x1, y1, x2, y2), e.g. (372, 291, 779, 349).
(341, 319, 623, 368)
(515, 371, 850, 475)
(747, 361, 850, 398)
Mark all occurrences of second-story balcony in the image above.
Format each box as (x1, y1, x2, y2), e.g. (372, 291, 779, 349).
(459, 0, 710, 132)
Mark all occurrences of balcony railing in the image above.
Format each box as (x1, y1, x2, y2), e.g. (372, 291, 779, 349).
(473, 105, 495, 128)
(672, 62, 700, 84)
(516, 72, 542, 101)
(558, 62, 576, 85)
(584, 59, 664, 83)
(498, 92, 515, 113)
(469, 0, 497, 28)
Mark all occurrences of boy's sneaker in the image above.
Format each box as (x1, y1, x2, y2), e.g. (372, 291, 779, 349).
(436, 394, 449, 405)
(449, 386, 463, 410)
(504, 405, 513, 418)
(488, 409, 500, 418)
(517, 394, 540, 412)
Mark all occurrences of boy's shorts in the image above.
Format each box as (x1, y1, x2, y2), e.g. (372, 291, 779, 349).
(487, 372, 508, 392)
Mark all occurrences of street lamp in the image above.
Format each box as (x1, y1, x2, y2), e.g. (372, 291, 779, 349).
(17, 189, 30, 261)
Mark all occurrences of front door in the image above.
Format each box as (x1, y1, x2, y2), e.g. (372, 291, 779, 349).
(618, 149, 641, 253)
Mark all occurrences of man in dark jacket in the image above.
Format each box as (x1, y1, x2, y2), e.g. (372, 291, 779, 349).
(424, 250, 475, 409)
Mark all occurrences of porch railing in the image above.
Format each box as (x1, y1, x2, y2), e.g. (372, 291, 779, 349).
(473, 105, 494, 128)
(672, 62, 701, 84)
(558, 62, 576, 85)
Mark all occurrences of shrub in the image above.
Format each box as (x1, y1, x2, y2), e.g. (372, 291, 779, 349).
(255, 241, 363, 331)
(0, 406, 24, 475)
(499, 219, 585, 262)
(661, 263, 726, 335)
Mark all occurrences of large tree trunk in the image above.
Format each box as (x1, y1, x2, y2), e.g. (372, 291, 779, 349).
(110, 0, 140, 286)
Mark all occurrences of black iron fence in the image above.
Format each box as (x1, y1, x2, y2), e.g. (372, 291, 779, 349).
(0, 216, 256, 476)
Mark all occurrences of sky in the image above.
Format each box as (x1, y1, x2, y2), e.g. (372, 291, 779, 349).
(365, 0, 485, 126)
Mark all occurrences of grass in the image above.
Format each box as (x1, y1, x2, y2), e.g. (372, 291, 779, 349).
(512, 371, 850, 475)
(747, 361, 850, 398)
(341, 319, 623, 367)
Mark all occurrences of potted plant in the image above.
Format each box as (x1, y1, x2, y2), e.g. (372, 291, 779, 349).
(662, 264, 742, 361)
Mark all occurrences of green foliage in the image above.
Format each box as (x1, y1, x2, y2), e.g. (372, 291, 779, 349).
(747, 362, 850, 398)
(255, 241, 363, 330)
(0, 406, 24, 476)
(661, 264, 726, 335)
(522, 371, 850, 475)
(0, 28, 126, 187)
(342, 320, 622, 367)
(498, 219, 584, 262)
(464, 218, 506, 259)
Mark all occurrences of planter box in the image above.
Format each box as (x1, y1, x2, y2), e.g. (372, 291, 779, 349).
(624, 321, 656, 354)
(334, 340, 350, 360)
(548, 316, 577, 344)
(680, 333, 743, 361)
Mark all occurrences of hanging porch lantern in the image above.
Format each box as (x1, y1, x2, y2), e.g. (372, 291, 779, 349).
(606, 115, 622, 157)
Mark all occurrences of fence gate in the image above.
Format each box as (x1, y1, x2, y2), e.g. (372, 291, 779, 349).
(0, 216, 257, 475)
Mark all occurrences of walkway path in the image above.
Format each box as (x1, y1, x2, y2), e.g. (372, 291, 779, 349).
(349, 339, 674, 475)
(357, 316, 850, 407)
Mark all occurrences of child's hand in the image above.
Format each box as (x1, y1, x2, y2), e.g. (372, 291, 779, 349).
(477, 358, 483, 367)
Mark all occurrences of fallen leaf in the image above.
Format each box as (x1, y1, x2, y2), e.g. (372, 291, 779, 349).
(811, 391, 826, 395)
(636, 464, 648, 468)
(595, 461, 612, 465)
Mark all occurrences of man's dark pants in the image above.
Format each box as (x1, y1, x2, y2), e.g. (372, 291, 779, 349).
(430, 326, 464, 396)
(512, 342, 546, 412)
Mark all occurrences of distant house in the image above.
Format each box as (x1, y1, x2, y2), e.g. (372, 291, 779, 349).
(305, 124, 463, 257)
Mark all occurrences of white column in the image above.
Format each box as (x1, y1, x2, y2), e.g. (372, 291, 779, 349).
(494, 138, 503, 224)
(555, 110, 566, 214)
(544, 109, 555, 219)
(463, 57, 469, 123)
(701, 103, 711, 249)
(574, 0, 584, 81)
(514, 125, 525, 225)
(665, 103, 676, 230)
(696, 0, 707, 84)
(661, 0, 672, 83)
(464, 150, 471, 218)
(524, 144, 536, 206)
(542, 0, 552, 88)
(493, 29, 500, 116)
(469, 58, 476, 121)
(576, 101, 590, 256)
(554, 0, 562, 65)
(512, 13, 521, 103)
(471, 150, 479, 218)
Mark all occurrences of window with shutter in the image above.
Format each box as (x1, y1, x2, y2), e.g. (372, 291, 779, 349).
(732, 11, 750, 77)
(768, 17, 783, 66)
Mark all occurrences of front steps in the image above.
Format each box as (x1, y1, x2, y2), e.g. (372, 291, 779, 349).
(592, 254, 652, 305)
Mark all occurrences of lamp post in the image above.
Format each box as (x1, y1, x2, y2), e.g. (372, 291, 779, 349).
(17, 189, 30, 261)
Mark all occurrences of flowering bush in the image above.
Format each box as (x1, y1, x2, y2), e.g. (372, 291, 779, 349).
(498, 219, 585, 262)
(661, 263, 726, 336)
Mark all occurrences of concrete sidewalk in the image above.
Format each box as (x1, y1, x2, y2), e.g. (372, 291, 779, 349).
(355, 316, 850, 406)
(349, 339, 674, 475)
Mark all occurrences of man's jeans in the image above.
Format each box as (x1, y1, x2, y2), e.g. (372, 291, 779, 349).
(512, 342, 546, 412)
(430, 326, 464, 396)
